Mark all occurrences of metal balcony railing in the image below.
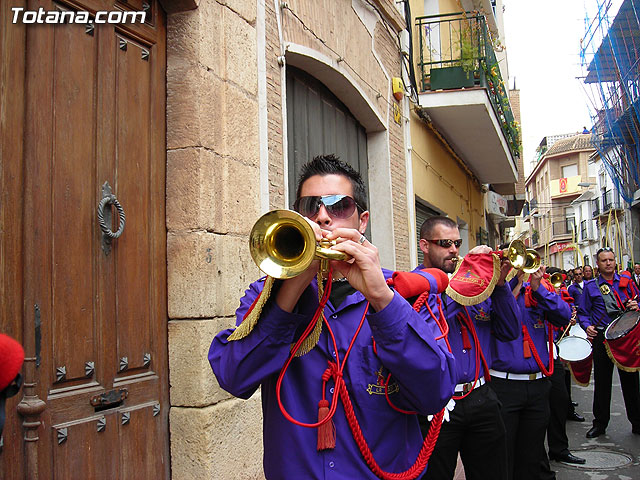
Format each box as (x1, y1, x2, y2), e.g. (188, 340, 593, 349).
(552, 217, 576, 236)
(415, 12, 521, 160)
(602, 189, 623, 212)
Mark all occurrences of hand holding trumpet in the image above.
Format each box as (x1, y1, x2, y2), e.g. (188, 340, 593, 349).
(251, 210, 392, 313)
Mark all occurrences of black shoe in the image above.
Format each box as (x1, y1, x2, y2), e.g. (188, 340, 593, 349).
(571, 401, 579, 407)
(550, 452, 586, 464)
(568, 411, 585, 422)
(586, 426, 606, 438)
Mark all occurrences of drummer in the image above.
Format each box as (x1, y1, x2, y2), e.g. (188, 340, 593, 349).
(577, 246, 640, 438)
(490, 267, 571, 480)
(539, 268, 586, 477)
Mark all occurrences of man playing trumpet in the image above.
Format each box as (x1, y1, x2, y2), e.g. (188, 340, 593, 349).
(209, 155, 456, 479)
(417, 226, 521, 480)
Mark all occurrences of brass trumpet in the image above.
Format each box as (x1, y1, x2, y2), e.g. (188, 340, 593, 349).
(548, 272, 564, 288)
(522, 249, 541, 274)
(249, 209, 347, 279)
(501, 240, 527, 270)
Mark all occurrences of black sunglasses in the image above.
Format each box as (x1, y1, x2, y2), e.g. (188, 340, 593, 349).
(426, 239, 463, 248)
(597, 247, 614, 255)
(294, 195, 361, 219)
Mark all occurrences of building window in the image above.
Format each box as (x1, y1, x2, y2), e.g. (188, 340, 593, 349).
(286, 66, 369, 233)
(415, 201, 440, 267)
(562, 164, 578, 178)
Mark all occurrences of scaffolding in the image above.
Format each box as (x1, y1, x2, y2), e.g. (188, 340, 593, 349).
(581, 0, 640, 203)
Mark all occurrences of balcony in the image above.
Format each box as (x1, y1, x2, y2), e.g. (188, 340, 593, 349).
(552, 217, 576, 237)
(602, 189, 624, 212)
(415, 12, 519, 185)
(593, 190, 624, 218)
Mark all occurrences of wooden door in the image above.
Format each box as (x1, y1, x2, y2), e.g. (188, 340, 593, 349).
(1, 1, 169, 478)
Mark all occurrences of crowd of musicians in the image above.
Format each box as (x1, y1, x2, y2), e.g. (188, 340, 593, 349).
(209, 155, 640, 480)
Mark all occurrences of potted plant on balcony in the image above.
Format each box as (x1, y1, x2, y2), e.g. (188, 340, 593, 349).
(429, 23, 477, 90)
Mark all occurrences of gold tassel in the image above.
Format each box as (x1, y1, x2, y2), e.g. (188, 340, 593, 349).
(293, 270, 326, 356)
(228, 276, 275, 341)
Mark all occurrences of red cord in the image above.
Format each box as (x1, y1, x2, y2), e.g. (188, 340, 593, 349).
(521, 323, 555, 377)
(452, 306, 489, 400)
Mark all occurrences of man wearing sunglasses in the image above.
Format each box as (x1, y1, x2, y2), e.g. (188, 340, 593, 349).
(417, 219, 520, 480)
(210, 155, 456, 479)
(577, 247, 640, 438)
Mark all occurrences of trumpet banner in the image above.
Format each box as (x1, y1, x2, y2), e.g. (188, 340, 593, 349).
(445, 253, 500, 306)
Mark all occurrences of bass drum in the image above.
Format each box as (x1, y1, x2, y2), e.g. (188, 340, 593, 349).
(605, 310, 640, 340)
(557, 336, 592, 362)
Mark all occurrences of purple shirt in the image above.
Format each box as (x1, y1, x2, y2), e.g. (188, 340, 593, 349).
(209, 270, 456, 479)
(491, 281, 570, 374)
(577, 274, 639, 330)
(568, 282, 584, 305)
(415, 265, 521, 384)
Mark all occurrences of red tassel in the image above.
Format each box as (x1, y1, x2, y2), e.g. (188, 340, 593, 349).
(317, 399, 335, 450)
(523, 339, 532, 358)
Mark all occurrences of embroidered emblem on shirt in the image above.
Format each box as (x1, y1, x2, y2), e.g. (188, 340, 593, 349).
(600, 284, 611, 295)
(474, 307, 490, 321)
(367, 366, 399, 395)
(533, 318, 545, 328)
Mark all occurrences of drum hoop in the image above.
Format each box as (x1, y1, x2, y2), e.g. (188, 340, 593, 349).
(557, 336, 591, 362)
(605, 311, 640, 340)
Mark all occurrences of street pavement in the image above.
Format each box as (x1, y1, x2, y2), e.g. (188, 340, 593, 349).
(552, 369, 640, 479)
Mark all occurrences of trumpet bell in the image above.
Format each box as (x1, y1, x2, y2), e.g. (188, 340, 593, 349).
(523, 249, 541, 274)
(506, 240, 527, 270)
(249, 210, 317, 279)
(549, 272, 564, 288)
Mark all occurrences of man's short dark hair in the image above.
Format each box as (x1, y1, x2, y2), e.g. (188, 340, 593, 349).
(546, 266, 561, 275)
(596, 246, 615, 261)
(420, 216, 458, 240)
(295, 154, 367, 213)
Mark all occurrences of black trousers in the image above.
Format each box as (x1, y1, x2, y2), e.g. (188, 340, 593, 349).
(547, 358, 570, 456)
(421, 384, 508, 480)
(490, 375, 551, 480)
(592, 329, 640, 429)
(539, 358, 571, 480)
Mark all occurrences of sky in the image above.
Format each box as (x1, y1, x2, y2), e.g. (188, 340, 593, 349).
(502, 0, 593, 175)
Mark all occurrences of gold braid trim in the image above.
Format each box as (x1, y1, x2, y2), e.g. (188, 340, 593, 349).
(293, 270, 325, 357)
(604, 340, 640, 373)
(445, 254, 500, 306)
(505, 267, 518, 283)
(228, 276, 275, 341)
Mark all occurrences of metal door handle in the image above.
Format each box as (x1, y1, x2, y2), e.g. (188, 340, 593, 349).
(97, 194, 126, 239)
